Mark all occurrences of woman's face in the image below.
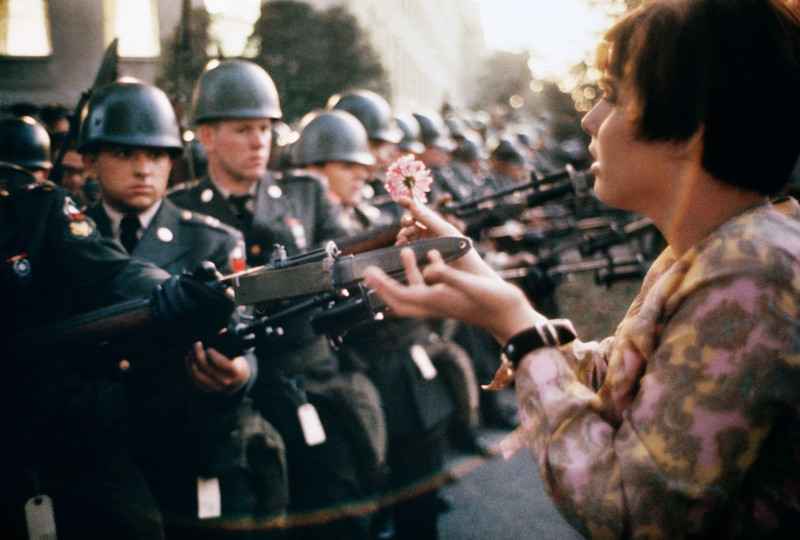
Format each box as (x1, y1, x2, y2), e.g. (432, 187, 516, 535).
(581, 78, 683, 217)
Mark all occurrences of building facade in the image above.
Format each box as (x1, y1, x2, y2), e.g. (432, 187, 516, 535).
(0, 0, 485, 115)
(305, 0, 486, 113)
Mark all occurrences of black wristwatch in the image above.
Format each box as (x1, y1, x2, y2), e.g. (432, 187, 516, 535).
(501, 319, 577, 371)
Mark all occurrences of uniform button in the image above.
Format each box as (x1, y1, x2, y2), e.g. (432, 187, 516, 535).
(250, 244, 261, 256)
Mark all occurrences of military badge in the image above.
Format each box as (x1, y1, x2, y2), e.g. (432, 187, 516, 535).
(62, 197, 86, 220)
(6, 253, 31, 280)
(157, 227, 174, 242)
(69, 220, 92, 237)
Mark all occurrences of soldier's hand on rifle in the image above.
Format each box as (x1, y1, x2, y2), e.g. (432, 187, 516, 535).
(150, 262, 235, 345)
(185, 341, 251, 395)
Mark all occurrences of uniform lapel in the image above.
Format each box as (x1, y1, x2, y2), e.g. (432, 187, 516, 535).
(86, 203, 114, 239)
(134, 200, 191, 270)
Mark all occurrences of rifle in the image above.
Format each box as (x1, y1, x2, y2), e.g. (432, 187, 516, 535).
(442, 165, 592, 219)
(49, 38, 118, 183)
(440, 166, 595, 238)
(500, 253, 649, 291)
(4, 237, 472, 362)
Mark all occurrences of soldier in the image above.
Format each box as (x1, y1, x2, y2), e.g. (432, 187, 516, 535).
(79, 78, 287, 538)
(169, 59, 380, 540)
(292, 109, 387, 235)
(0, 115, 52, 183)
(486, 137, 531, 191)
(326, 89, 403, 219)
(49, 131, 95, 209)
(394, 114, 426, 157)
(298, 103, 483, 539)
(1, 144, 235, 538)
(412, 109, 474, 204)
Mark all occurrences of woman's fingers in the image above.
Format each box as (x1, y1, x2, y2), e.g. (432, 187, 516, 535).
(400, 247, 425, 285)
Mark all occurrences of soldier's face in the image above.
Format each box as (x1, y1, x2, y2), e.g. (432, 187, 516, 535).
(369, 139, 400, 178)
(318, 161, 370, 206)
(60, 150, 87, 194)
(200, 119, 272, 185)
(84, 145, 172, 214)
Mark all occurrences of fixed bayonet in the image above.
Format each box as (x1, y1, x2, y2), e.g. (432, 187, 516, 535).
(226, 236, 472, 306)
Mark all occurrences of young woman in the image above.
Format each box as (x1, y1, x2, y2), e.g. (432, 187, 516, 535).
(365, 0, 800, 536)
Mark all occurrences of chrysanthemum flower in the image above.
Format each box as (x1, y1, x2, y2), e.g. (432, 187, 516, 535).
(384, 154, 433, 203)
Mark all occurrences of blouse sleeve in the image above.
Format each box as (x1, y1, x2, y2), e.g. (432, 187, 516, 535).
(513, 256, 798, 538)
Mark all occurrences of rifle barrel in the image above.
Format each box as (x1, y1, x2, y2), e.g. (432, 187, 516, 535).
(446, 168, 573, 213)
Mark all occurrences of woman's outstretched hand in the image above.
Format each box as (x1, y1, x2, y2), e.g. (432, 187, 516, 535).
(364, 246, 545, 344)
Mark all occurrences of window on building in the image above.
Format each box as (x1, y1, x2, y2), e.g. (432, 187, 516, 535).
(103, 0, 160, 57)
(0, 0, 52, 56)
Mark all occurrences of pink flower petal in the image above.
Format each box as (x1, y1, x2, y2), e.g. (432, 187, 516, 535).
(384, 154, 433, 203)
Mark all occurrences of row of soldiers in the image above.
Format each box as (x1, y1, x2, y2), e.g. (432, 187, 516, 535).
(0, 59, 575, 540)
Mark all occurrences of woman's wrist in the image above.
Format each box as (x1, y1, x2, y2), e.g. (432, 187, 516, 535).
(492, 301, 547, 344)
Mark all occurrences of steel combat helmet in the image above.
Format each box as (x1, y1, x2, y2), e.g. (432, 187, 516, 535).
(327, 89, 402, 144)
(292, 110, 375, 167)
(78, 79, 183, 157)
(0, 115, 51, 170)
(191, 60, 282, 124)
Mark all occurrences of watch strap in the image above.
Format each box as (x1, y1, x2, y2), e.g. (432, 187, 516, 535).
(501, 319, 576, 369)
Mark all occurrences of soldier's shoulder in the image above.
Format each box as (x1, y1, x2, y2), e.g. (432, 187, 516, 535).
(1, 178, 62, 203)
(278, 168, 327, 187)
(0, 162, 54, 198)
(277, 169, 328, 198)
(175, 205, 243, 241)
(167, 178, 205, 197)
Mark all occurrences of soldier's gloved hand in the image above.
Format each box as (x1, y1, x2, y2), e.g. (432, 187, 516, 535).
(151, 262, 235, 345)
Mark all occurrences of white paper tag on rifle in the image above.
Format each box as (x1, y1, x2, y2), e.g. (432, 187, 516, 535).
(298, 402, 326, 446)
(197, 477, 222, 519)
(411, 344, 437, 380)
(25, 495, 56, 540)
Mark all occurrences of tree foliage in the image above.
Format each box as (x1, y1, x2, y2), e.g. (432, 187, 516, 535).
(474, 51, 535, 114)
(248, 0, 389, 123)
(156, 7, 212, 107)
(157, 1, 389, 125)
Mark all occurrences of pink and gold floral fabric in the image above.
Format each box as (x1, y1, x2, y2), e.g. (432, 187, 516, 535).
(515, 198, 800, 538)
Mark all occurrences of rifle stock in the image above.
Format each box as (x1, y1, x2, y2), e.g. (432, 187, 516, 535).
(333, 221, 403, 255)
(5, 296, 154, 362)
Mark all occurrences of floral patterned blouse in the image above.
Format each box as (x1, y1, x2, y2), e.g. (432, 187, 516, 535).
(513, 198, 800, 538)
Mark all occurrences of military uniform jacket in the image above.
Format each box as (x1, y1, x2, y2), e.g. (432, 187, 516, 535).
(1, 173, 170, 537)
(1, 176, 169, 338)
(87, 198, 244, 276)
(169, 173, 346, 267)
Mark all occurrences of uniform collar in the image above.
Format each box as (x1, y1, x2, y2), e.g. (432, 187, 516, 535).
(103, 199, 162, 237)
